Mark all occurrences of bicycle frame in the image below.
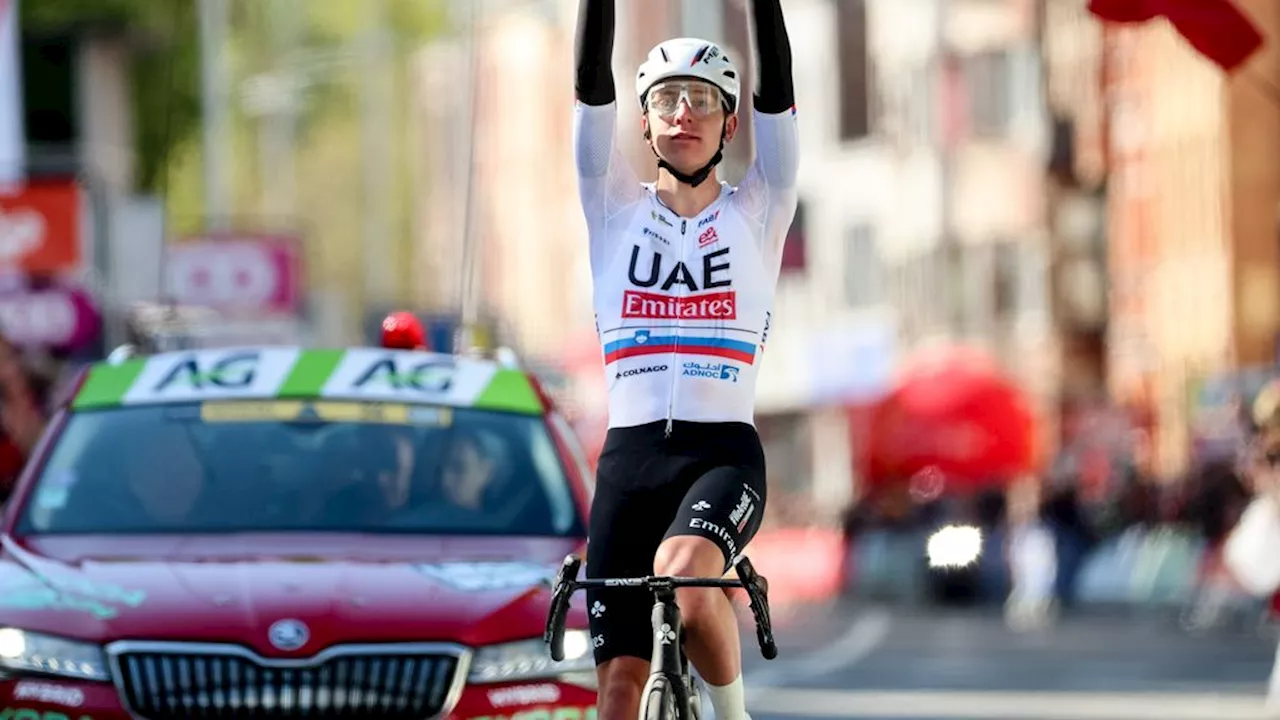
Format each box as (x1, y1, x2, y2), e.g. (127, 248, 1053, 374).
(543, 555, 777, 719)
(646, 580, 695, 716)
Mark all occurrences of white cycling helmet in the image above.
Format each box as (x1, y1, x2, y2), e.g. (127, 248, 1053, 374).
(635, 38, 741, 114)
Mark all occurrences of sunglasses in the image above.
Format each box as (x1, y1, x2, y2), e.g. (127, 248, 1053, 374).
(645, 81, 725, 119)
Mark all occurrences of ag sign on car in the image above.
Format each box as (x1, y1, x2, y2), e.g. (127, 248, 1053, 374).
(323, 348, 467, 400)
(119, 348, 300, 403)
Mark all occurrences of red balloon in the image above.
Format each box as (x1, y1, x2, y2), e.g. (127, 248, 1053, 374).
(381, 311, 427, 350)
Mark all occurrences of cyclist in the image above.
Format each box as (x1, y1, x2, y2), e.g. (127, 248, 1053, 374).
(573, 0, 797, 718)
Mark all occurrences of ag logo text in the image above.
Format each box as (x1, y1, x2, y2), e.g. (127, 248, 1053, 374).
(154, 351, 259, 392)
(353, 357, 454, 393)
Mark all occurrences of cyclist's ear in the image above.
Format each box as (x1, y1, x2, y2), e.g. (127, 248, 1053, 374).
(641, 113, 651, 140)
(723, 113, 739, 142)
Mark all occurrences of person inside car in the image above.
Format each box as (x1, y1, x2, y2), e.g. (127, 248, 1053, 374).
(441, 427, 503, 513)
(121, 422, 207, 527)
(51, 418, 208, 531)
(376, 430, 419, 511)
(379, 426, 512, 532)
(318, 425, 424, 528)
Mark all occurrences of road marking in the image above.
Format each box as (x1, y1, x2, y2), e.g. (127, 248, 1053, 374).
(747, 688, 1272, 719)
(744, 608, 892, 703)
(783, 607, 891, 679)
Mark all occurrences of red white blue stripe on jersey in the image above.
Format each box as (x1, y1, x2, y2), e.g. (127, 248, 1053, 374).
(604, 332, 756, 365)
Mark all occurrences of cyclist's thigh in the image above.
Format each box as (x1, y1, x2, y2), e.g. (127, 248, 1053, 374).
(666, 463, 767, 570)
(586, 423, 689, 665)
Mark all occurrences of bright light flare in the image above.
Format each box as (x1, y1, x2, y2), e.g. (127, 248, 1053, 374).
(926, 524, 983, 569)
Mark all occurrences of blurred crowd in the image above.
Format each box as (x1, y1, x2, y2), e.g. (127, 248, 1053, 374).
(839, 447, 1273, 628)
(0, 335, 65, 502)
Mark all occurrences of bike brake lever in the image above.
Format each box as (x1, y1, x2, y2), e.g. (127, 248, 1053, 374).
(738, 565, 777, 659)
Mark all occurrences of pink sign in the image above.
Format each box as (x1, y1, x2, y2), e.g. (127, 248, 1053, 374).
(165, 234, 302, 313)
(0, 285, 100, 351)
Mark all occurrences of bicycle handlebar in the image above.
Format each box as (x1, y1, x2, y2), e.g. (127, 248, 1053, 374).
(542, 554, 778, 662)
(562, 576, 746, 590)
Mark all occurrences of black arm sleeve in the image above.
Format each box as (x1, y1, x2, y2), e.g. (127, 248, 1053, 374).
(751, 0, 795, 114)
(575, 0, 616, 106)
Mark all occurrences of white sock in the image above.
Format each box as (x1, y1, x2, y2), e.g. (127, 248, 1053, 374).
(705, 674, 750, 720)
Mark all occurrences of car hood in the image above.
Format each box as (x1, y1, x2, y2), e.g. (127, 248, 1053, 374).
(0, 534, 587, 654)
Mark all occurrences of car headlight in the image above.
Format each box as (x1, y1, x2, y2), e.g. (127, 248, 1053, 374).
(468, 631, 593, 685)
(926, 524, 983, 569)
(0, 628, 109, 681)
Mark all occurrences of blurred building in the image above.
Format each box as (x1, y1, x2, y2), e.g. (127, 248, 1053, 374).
(412, 1, 584, 359)
(1041, 0, 1108, 400)
(1098, 0, 1280, 478)
(1039, 0, 1127, 493)
(942, 0, 1055, 414)
(867, 0, 1055, 459)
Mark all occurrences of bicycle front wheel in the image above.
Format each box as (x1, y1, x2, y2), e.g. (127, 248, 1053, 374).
(641, 676, 681, 720)
(687, 674, 703, 720)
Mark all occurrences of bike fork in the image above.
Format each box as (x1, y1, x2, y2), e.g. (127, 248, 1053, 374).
(644, 585, 695, 719)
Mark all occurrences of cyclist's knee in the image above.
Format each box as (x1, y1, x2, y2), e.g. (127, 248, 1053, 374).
(598, 657, 648, 719)
(656, 536, 730, 626)
(655, 535, 725, 578)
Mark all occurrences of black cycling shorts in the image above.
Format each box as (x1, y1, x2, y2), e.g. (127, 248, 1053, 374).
(585, 419, 767, 665)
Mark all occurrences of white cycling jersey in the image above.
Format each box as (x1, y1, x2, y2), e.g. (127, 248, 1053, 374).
(575, 101, 800, 429)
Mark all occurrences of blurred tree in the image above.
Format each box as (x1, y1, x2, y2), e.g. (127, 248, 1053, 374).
(22, 0, 447, 198)
(25, 0, 451, 341)
(21, 0, 200, 193)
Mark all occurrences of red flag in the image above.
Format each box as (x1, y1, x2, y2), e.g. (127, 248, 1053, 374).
(1088, 0, 1264, 73)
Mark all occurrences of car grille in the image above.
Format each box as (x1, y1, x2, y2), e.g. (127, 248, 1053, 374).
(108, 643, 467, 720)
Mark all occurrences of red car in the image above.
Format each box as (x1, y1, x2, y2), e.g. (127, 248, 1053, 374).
(0, 344, 599, 720)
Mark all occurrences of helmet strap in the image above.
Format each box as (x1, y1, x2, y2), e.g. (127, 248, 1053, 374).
(647, 117, 728, 189)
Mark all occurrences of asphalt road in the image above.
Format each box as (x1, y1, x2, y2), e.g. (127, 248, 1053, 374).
(735, 600, 1279, 720)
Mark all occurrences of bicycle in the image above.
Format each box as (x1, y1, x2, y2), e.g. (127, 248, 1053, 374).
(544, 553, 778, 720)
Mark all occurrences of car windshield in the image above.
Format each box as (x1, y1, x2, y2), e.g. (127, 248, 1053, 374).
(17, 400, 584, 537)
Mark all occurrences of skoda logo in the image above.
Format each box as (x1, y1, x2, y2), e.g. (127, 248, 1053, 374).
(267, 619, 310, 651)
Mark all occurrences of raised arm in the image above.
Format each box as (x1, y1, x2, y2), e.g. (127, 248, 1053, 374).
(575, 0, 616, 106)
(734, 0, 799, 268)
(574, 0, 641, 272)
(751, 0, 795, 114)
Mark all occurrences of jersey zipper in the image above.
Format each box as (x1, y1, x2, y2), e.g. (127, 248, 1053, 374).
(665, 218, 688, 437)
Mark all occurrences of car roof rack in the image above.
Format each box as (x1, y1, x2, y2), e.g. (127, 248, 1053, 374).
(108, 306, 528, 371)
(122, 301, 225, 353)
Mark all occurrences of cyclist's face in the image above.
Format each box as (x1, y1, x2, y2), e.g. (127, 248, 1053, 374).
(643, 80, 737, 172)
